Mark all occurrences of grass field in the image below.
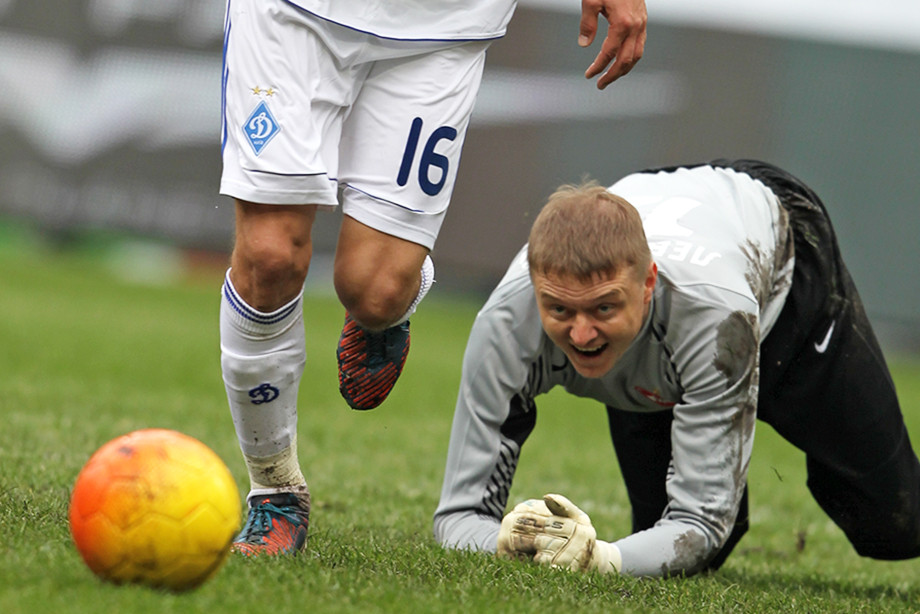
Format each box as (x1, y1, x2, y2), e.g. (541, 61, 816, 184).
(2, 235, 920, 613)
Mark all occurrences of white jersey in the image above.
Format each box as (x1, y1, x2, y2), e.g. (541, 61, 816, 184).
(434, 165, 795, 577)
(284, 0, 517, 41)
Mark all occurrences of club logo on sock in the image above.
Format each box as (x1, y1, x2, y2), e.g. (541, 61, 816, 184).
(249, 383, 280, 405)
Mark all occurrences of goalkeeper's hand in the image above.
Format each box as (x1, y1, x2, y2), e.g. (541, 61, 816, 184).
(496, 493, 621, 574)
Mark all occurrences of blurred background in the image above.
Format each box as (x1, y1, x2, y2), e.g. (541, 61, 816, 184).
(1, 0, 918, 351)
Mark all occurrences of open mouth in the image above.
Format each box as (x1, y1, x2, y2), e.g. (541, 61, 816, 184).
(571, 343, 607, 358)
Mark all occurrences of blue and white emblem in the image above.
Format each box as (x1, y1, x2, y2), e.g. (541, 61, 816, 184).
(243, 100, 280, 156)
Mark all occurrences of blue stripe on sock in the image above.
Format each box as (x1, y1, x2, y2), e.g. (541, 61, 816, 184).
(223, 282, 300, 325)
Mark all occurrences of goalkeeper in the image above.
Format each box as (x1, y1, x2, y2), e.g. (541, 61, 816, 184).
(433, 159, 920, 577)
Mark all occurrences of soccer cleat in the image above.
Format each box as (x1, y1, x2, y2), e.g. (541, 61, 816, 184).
(337, 312, 410, 410)
(231, 492, 310, 556)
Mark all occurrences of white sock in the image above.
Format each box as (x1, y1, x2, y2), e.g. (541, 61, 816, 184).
(244, 440, 308, 493)
(220, 269, 307, 491)
(394, 255, 435, 325)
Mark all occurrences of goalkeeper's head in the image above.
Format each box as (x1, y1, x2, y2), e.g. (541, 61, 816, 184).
(527, 181, 651, 284)
(527, 181, 657, 378)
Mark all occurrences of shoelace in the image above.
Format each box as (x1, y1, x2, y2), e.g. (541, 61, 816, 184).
(238, 500, 304, 541)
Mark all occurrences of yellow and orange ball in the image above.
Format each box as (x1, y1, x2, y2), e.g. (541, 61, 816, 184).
(69, 428, 240, 591)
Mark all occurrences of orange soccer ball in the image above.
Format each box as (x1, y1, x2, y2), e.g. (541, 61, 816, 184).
(69, 429, 241, 591)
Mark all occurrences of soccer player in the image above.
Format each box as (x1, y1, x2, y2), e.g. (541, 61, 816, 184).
(433, 159, 920, 577)
(219, 0, 648, 556)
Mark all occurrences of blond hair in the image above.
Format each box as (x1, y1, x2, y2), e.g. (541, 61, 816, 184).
(527, 181, 651, 282)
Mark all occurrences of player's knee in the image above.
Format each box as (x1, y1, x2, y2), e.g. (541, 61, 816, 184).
(335, 272, 410, 331)
(848, 509, 920, 561)
(852, 535, 920, 561)
(337, 289, 406, 331)
(232, 241, 311, 311)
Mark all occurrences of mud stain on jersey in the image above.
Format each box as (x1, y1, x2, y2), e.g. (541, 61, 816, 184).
(772, 206, 795, 300)
(713, 311, 757, 386)
(742, 240, 772, 308)
(740, 199, 793, 308)
(664, 530, 707, 576)
(713, 311, 759, 489)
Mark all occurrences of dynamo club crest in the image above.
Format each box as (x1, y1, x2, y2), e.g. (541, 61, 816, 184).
(243, 100, 280, 156)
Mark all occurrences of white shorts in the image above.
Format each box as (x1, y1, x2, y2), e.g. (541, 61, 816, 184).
(220, 0, 491, 249)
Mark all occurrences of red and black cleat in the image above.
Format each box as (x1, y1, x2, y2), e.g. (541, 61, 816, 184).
(232, 493, 310, 556)
(337, 312, 410, 410)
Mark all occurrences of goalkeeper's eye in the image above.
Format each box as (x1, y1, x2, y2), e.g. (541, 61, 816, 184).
(595, 301, 622, 318)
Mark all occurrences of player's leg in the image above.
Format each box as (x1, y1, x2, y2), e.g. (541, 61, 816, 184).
(219, 203, 315, 556)
(333, 39, 489, 410)
(605, 406, 750, 570)
(760, 268, 920, 559)
(606, 407, 672, 532)
(756, 162, 920, 559)
(334, 218, 434, 410)
(218, 0, 346, 554)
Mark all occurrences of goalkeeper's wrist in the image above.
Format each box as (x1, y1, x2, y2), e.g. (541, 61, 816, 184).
(593, 540, 622, 574)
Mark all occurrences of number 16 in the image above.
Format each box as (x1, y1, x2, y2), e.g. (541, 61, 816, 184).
(396, 117, 458, 197)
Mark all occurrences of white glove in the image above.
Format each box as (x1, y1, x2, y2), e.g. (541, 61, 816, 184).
(496, 497, 552, 561)
(496, 494, 621, 574)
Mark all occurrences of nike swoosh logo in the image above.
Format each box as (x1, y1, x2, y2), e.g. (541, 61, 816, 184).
(814, 321, 836, 353)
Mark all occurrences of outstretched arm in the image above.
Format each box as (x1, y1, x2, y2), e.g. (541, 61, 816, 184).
(579, 0, 647, 89)
(433, 249, 546, 552)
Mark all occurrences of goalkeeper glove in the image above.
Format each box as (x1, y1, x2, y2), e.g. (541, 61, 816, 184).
(496, 497, 552, 560)
(496, 493, 621, 574)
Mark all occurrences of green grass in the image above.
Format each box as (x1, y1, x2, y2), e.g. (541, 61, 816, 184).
(2, 240, 920, 613)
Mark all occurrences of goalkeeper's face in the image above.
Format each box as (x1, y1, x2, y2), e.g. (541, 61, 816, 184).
(533, 262, 657, 378)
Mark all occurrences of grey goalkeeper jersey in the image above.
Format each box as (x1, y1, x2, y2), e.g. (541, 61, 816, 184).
(433, 164, 795, 577)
